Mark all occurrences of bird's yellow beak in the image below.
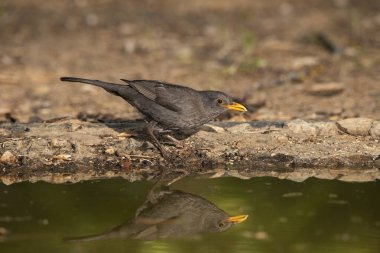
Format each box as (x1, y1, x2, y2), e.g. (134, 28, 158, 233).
(223, 102, 247, 112)
(225, 214, 249, 224)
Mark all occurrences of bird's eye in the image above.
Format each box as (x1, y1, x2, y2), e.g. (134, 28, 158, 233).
(217, 99, 224, 104)
(218, 222, 225, 228)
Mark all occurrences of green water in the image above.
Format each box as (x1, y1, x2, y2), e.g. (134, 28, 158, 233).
(0, 177, 379, 253)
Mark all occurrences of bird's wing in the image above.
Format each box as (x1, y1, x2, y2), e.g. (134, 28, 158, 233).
(121, 79, 194, 112)
(132, 216, 180, 240)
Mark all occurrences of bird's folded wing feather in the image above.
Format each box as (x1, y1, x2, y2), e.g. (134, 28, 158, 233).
(133, 216, 180, 239)
(121, 79, 195, 112)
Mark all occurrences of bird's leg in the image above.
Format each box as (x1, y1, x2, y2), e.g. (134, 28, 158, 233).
(162, 134, 185, 149)
(146, 121, 171, 160)
(165, 169, 189, 185)
(146, 176, 173, 204)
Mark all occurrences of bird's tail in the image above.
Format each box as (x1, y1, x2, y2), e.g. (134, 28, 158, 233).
(63, 232, 109, 243)
(60, 77, 124, 94)
(63, 222, 135, 243)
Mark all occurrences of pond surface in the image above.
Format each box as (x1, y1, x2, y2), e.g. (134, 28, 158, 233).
(0, 177, 379, 253)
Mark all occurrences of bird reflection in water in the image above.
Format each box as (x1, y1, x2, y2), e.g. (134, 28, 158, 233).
(64, 183, 248, 242)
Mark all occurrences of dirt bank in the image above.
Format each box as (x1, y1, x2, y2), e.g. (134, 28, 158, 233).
(1, 118, 379, 184)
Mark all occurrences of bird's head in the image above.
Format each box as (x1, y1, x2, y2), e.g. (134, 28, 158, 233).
(202, 91, 247, 115)
(203, 212, 249, 233)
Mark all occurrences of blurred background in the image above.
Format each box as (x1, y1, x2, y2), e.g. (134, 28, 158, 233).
(0, 0, 379, 123)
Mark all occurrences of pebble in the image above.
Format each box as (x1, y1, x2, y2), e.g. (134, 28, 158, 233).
(304, 82, 344, 97)
(0, 151, 17, 165)
(86, 13, 98, 26)
(201, 124, 225, 133)
(336, 118, 374, 136)
(0, 176, 14, 185)
(51, 139, 69, 148)
(126, 138, 145, 150)
(313, 121, 339, 136)
(292, 56, 319, 69)
(226, 123, 254, 133)
(276, 135, 289, 143)
(286, 119, 319, 136)
(105, 147, 116, 155)
(118, 132, 133, 140)
(52, 154, 72, 161)
(123, 40, 137, 54)
(69, 122, 83, 131)
(369, 121, 380, 139)
(0, 129, 11, 137)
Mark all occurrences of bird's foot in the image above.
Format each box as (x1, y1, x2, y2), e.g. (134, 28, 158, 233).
(158, 145, 184, 162)
(159, 148, 172, 161)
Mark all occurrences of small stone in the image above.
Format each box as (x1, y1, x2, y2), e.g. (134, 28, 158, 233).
(70, 123, 82, 131)
(86, 13, 98, 26)
(336, 118, 374, 136)
(313, 121, 338, 136)
(0, 176, 14, 185)
(118, 132, 133, 140)
(304, 82, 344, 97)
(51, 139, 69, 148)
(123, 40, 137, 54)
(105, 171, 116, 177)
(292, 56, 319, 69)
(227, 123, 254, 133)
(0, 151, 17, 165)
(52, 154, 72, 161)
(286, 119, 319, 136)
(276, 135, 289, 143)
(369, 121, 380, 139)
(200, 124, 225, 133)
(105, 147, 116, 155)
(0, 129, 11, 137)
(126, 138, 144, 150)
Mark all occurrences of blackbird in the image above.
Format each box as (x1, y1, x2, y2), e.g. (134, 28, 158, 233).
(64, 188, 248, 242)
(60, 77, 247, 158)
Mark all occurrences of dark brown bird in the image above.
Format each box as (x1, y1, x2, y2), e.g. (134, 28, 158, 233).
(64, 189, 248, 242)
(60, 77, 247, 158)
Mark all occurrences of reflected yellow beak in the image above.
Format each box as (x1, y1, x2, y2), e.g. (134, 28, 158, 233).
(223, 102, 247, 112)
(225, 214, 249, 224)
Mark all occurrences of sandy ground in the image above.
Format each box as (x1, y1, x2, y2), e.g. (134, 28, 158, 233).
(1, 119, 379, 184)
(0, 0, 379, 123)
